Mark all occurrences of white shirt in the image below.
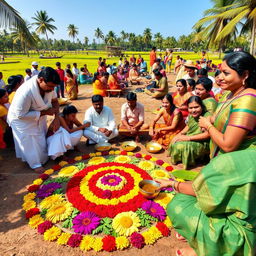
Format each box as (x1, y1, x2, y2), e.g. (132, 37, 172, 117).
(72, 67, 79, 76)
(7, 76, 56, 133)
(0, 79, 5, 89)
(84, 106, 116, 132)
(25, 75, 32, 82)
(31, 68, 39, 77)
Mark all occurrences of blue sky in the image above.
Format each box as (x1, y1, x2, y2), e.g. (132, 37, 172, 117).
(7, 0, 212, 43)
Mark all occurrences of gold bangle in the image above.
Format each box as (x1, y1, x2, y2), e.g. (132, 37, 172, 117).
(207, 124, 214, 132)
(172, 180, 178, 191)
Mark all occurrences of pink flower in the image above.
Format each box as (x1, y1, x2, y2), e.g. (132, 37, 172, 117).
(130, 232, 145, 249)
(67, 234, 83, 247)
(37, 221, 53, 234)
(135, 153, 142, 158)
(156, 159, 164, 166)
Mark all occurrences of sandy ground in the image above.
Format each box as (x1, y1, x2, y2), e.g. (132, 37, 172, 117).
(0, 74, 200, 256)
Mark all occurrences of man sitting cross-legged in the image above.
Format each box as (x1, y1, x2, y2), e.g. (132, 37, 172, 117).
(83, 94, 118, 145)
(119, 92, 149, 142)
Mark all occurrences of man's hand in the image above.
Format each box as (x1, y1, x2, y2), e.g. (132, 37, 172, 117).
(50, 117, 60, 133)
(40, 108, 55, 116)
(98, 128, 107, 134)
(104, 130, 112, 137)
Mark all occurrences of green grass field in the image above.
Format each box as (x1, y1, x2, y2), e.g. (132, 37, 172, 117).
(0, 51, 223, 83)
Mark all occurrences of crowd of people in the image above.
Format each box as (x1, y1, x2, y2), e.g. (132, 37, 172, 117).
(0, 49, 256, 255)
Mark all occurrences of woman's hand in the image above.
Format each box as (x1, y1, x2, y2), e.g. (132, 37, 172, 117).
(175, 135, 190, 142)
(149, 128, 154, 137)
(199, 116, 212, 130)
(154, 179, 173, 190)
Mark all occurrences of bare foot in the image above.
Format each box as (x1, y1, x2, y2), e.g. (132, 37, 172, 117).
(176, 247, 197, 256)
(33, 166, 45, 173)
(176, 232, 186, 241)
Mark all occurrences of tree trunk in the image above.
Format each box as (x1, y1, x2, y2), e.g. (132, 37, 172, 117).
(250, 19, 256, 55)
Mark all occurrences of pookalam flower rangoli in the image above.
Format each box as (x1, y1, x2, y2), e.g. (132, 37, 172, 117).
(23, 150, 178, 252)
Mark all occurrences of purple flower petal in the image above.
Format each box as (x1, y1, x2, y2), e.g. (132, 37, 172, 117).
(37, 183, 62, 198)
(141, 201, 166, 221)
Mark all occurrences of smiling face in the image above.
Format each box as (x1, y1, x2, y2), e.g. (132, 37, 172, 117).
(195, 84, 208, 99)
(176, 81, 186, 94)
(162, 96, 172, 109)
(188, 101, 202, 118)
(218, 61, 248, 91)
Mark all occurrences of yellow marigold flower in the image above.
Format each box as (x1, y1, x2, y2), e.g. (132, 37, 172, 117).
(127, 152, 134, 156)
(33, 178, 43, 185)
(57, 232, 72, 245)
(142, 154, 146, 157)
(95, 152, 102, 156)
(59, 161, 68, 167)
(142, 231, 156, 245)
(114, 150, 121, 155)
(44, 169, 54, 175)
(149, 226, 162, 239)
(40, 194, 64, 209)
(46, 202, 73, 223)
(116, 236, 130, 250)
(88, 156, 105, 165)
(89, 153, 96, 157)
(59, 166, 79, 177)
(44, 226, 61, 241)
(164, 216, 172, 228)
(176, 178, 185, 182)
(91, 237, 103, 252)
(114, 155, 131, 163)
(28, 214, 44, 228)
(23, 192, 36, 201)
(74, 156, 82, 161)
(138, 161, 155, 171)
(80, 235, 94, 251)
(150, 157, 157, 162)
(109, 150, 115, 155)
(154, 192, 174, 208)
(22, 200, 36, 211)
(151, 169, 170, 180)
(112, 211, 140, 237)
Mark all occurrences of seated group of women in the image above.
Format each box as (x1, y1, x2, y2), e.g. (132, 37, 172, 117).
(156, 51, 256, 256)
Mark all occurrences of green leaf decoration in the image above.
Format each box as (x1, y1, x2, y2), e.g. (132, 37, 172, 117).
(91, 217, 114, 235)
(53, 188, 63, 194)
(130, 158, 141, 164)
(172, 170, 199, 181)
(40, 208, 47, 217)
(136, 208, 158, 227)
(71, 208, 80, 218)
(105, 156, 116, 162)
(62, 217, 73, 229)
(43, 177, 70, 185)
(76, 162, 86, 170)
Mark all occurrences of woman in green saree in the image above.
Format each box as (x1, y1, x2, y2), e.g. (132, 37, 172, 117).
(169, 96, 210, 169)
(195, 77, 218, 115)
(156, 51, 256, 256)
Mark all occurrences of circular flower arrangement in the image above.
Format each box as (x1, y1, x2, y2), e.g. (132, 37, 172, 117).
(23, 150, 178, 252)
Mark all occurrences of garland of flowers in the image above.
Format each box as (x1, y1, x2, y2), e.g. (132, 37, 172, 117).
(23, 150, 179, 252)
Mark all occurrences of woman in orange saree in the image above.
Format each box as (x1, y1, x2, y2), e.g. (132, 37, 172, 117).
(172, 79, 192, 119)
(149, 94, 185, 148)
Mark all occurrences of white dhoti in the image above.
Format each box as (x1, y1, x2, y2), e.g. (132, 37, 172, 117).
(83, 127, 118, 144)
(47, 127, 83, 160)
(10, 116, 49, 169)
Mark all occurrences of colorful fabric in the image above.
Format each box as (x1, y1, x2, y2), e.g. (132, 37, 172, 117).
(153, 108, 185, 147)
(203, 97, 218, 115)
(172, 91, 192, 118)
(0, 104, 8, 131)
(210, 92, 256, 158)
(65, 77, 77, 100)
(93, 80, 106, 97)
(121, 102, 144, 126)
(169, 112, 210, 169)
(167, 149, 256, 256)
(108, 75, 121, 96)
(150, 50, 156, 67)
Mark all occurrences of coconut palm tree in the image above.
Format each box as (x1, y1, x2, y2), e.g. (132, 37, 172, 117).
(84, 36, 89, 48)
(105, 31, 116, 45)
(0, 0, 35, 48)
(193, 0, 236, 55)
(154, 32, 163, 50)
(67, 24, 78, 42)
(11, 20, 33, 55)
(213, 0, 256, 54)
(143, 28, 152, 49)
(94, 27, 104, 45)
(32, 10, 57, 50)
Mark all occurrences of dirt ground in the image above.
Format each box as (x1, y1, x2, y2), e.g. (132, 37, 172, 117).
(0, 74, 200, 256)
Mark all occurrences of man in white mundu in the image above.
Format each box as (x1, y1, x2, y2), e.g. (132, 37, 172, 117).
(7, 67, 60, 172)
(83, 94, 118, 144)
